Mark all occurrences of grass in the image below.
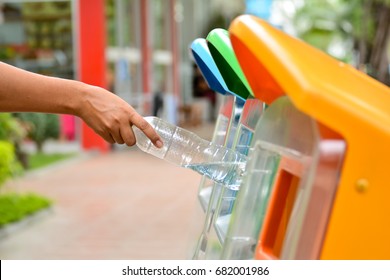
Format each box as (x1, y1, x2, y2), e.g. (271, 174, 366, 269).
(0, 153, 74, 228)
(0, 193, 52, 228)
(0, 152, 76, 228)
(28, 152, 76, 170)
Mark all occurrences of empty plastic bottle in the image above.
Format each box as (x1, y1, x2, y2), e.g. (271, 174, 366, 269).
(134, 116, 247, 190)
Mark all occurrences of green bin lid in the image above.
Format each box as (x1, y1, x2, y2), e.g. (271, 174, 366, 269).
(207, 28, 253, 101)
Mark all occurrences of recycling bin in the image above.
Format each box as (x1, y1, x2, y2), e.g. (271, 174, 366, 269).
(227, 15, 390, 260)
(193, 29, 266, 260)
(189, 37, 246, 259)
(207, 98, 264, 259)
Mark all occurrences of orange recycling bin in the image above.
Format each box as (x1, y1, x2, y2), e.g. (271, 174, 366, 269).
(229, 15, 390, 259)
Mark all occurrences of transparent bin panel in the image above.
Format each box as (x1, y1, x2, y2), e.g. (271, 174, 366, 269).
(222, 96, 321, 259)
(197, 94, 235, 211)
(192, 94, 241, 259)
(212, 126, 252, 245)
(204, 225, 223, 260)
(221, 147, 280, 259)
(254, 101, 346, 260)
(204, 99, 264, 258)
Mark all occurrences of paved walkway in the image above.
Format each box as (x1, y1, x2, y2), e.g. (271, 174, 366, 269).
(0, 123, 214, 260)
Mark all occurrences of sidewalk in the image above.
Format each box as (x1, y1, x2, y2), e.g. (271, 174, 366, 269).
(0, 123, 214, 260)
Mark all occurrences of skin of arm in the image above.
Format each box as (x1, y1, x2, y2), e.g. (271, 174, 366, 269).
(0, 62, 163, 148)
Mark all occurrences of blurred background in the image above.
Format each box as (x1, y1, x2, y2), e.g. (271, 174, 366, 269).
(0, 0, 389, 259)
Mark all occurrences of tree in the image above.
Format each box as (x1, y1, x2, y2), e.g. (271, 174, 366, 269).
(292, 0, 354, 61)
(15, 113, 60, 153)
(292, 0, 390, 85)
(348, 0, 390, 84)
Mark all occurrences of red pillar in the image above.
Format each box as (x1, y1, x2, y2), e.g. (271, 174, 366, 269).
(140, 0, 152, 115)
(77, 0, 110, 153)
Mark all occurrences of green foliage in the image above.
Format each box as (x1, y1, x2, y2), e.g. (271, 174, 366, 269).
(0, 113, 29, 169)
(29, 152, 75, 170)
(15, 113, 60, 152)
(0, 46, 16, 60)
(0, 113, 26, 142)
(345, 0, 376, 43)
(293, 0, 390, 83)
(0, 141, 21, 186)
(292, 0, 354, 61)
(0, 117, 53, 228)
(0, 193, 52, 227)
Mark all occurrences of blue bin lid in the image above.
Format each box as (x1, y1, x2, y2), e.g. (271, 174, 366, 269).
(191, 38, 232, 95)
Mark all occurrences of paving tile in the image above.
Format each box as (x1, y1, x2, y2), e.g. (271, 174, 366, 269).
(0, 148, 202, 259)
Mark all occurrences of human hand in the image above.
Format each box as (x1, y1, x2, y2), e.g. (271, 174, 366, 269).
(76, 85, 163, 148)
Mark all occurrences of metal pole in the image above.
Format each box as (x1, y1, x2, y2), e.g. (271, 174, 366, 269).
(140, 0, 152, 114)
(170, 0, 180, 106)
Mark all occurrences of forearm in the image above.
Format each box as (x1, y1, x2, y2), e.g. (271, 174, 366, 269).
(0, 62, 85, 116)
(0, 61, 163, 148)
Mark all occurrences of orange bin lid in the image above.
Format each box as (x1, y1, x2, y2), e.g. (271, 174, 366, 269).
(229, 15, 390, 259)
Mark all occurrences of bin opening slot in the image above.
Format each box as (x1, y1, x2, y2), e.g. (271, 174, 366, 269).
(258, 157, 302, 259)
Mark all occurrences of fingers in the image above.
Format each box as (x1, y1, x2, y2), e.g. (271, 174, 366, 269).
(100, 131, 116, 144)
(130, 113, 163, 148)
(90, 121, 123, 145)
(108, 125, 125, 145)
(119, 123, 136, 146)
(110, 132, 125, 145)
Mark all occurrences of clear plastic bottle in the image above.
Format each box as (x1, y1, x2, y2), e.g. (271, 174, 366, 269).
(134, 116, 247, 189)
